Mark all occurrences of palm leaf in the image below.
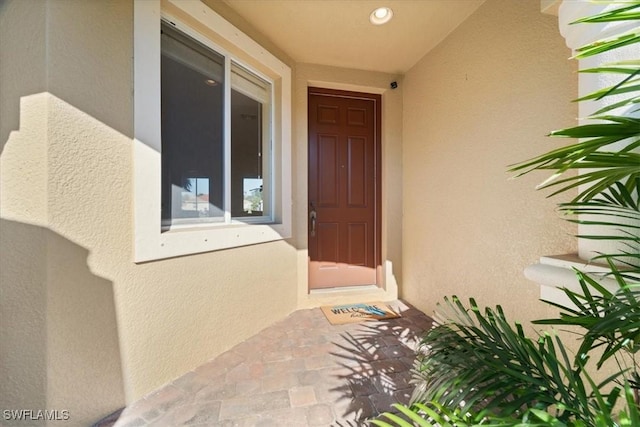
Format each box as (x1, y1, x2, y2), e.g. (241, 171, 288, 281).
(575, 33, 640, 58)
(509, 1, 640, 202)
(575, 81, 640, 102)
(571, 3, 640, 25)
(409, 298, 618, 421)
(535, 264, 640, 370)
(370, 402, 576, 427)
(557, 180, 640, 271)
(591, 96, 640, 116)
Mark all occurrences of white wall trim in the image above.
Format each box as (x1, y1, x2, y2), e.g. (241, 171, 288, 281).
(525, 254, 638, 306)
(526, 0, 639, 301)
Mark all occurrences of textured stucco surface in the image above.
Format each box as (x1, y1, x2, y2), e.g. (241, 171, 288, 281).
(401, 0, 578, 325)
(1, 0, 586, 425)
(1, 0, 52, 424)
(1, 0, 298, 424)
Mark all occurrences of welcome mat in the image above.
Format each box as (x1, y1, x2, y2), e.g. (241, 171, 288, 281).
(320, 302, 400, 325)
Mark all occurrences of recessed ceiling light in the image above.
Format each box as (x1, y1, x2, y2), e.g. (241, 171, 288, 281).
(370, 7, 393, 25)
(204, 79, 217, 86)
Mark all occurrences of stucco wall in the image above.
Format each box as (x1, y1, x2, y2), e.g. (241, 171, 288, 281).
(1, 0, 128, 423)
(1, 0, 582, 423)
(401, 0, 578, 325)
(1, 0, 298, 424)
(293, 64, 403, 308)
(0, 4, 49, 417)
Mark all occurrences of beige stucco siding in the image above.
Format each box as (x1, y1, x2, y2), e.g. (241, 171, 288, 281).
(1, 0, 584, 425)
(1, 0, 298, 424)
(401, 0, 578, 324)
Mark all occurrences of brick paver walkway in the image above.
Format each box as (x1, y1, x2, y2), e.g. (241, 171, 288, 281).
(112, 300, 432, 426)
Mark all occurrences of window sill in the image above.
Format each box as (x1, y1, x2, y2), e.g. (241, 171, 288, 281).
(135, 222, 289, 263)
(162, 218, 275, 232)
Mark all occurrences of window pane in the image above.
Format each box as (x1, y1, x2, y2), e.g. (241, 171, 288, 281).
(161, 23, 225, 224)
(231, 63, 271, 218)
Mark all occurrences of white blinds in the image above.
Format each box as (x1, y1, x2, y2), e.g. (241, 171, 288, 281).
(231, 62, 270, 105)
(161, 22, 224, 83)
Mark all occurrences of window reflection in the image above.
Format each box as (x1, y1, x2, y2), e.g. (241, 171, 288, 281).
(161, 23, 273, 227)
(161, 22, 225, 225)
(181, 177, 210, 216)
(243, 178, 263, 214)
(231, 63, 271, 218)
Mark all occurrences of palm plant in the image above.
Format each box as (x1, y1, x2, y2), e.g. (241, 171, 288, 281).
(510, 0, 640, 271)
(535, 263, 640, 402)
(372, 297, 639, 426)
(371, 1, 640, 425)
(371, 292, 640, 426)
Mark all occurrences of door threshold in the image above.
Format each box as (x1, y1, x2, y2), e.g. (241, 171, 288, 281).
(310, 284, 379, 294)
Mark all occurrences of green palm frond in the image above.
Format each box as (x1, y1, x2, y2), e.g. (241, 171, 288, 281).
(558, 179, 640, 271)
(509, 0, 640, 205)
(408, 297, 621, 422)
(376, 3, 640, 426)
(575, 79, 640, 102)
(370, 398, 640, 426)
(373, 355, 639, 426)
(578, 62, 640, 111)
(570, 2, 640, 59)
(571, 2, 640, 24)
(509, 126, 640, 202)
(574, 32, 640, 58)
(535, 262, 640, 370)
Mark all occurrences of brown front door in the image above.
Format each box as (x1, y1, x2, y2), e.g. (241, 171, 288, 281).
(308, 87, 381, 289)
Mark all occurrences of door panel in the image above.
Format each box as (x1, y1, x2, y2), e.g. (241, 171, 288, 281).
(317, 222, 339, 265)
(318, 135, 339, 206)
(347, 137, 366, 207)
(318, 104, 339, 125)
(347, 107, 367, 127)
(308, 88, 381, 289)
(347, 222, 367, 266)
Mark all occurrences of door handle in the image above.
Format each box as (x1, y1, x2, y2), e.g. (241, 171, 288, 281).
(310, 202, 317, 237)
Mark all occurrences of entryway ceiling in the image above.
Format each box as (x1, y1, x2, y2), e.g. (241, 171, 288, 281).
(221, 0, 486, 74)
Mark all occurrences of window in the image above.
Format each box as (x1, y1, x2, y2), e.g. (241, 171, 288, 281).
(134, 0, 292, 262)
(160, 22, 272, 226)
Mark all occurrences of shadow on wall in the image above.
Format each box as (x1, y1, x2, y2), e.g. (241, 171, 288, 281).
(0, 219, 126, 426)
(0, 0, 134, 157)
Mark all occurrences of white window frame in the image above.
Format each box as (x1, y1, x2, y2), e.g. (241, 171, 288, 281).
(160, 21, 273, 227)
(133, 0, 292, 262)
